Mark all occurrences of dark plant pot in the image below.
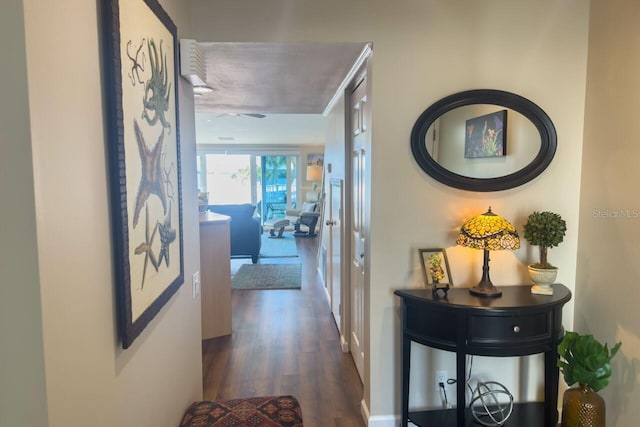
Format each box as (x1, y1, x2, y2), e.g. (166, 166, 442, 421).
(561, 383, 605, 427)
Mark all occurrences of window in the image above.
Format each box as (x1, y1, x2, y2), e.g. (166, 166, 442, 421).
(196, 149, 299, 222)
(205, 154, 252, 205)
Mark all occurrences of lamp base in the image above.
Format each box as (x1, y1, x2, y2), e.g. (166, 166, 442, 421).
(469, 281, 502, 298)
(469, 249, 502, 297)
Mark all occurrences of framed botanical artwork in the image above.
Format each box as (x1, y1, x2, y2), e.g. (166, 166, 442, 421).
(418, 248, 452, 287)
(307, 153, 324, 166)
(103, 0, 183, 348)
(464, 110, 507, 158)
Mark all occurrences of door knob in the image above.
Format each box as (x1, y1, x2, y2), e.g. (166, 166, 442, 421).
(326, 220, 336, 226)
(360, 253, 365, 259)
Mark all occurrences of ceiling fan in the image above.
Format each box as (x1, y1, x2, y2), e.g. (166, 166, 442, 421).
(216, 113, 267, 119)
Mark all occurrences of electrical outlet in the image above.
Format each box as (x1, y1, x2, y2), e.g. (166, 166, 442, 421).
(435, 370, 448, 391)
(192, 271, 201, 299)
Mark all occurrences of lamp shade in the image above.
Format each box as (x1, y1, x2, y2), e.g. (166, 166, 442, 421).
(457, 208, 520, 251)
(457, 207, 519, 297)
(306, 165, 323, 182)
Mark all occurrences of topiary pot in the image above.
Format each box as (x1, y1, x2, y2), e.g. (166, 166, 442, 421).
(528, 265, 557, 295)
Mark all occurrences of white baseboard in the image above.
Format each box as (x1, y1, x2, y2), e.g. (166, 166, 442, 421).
(360, 399, 370, 425)
(323, 284, 330, 306)
(367, 414, 397, 427)
(340, 334, 349, 352)
(362, 400, 406, 427)
(365, 411, 418, 427)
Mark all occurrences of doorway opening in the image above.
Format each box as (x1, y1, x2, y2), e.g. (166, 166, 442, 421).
(194, 40, 371, 426)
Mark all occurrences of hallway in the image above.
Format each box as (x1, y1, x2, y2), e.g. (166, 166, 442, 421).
(202, 236, 365, 427)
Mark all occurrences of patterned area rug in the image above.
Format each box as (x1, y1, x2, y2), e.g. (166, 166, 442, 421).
(260, 233, 298, 258)
(232, 263, 302, 290)
(180, 395, 304, 427)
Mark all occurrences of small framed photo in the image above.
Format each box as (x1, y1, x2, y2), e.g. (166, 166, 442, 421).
(418, 248, 452, 287)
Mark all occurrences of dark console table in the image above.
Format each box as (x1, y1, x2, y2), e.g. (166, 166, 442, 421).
(394, 285, 571, 427)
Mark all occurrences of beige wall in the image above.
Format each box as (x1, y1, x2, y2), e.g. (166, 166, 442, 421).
(0, 1, 49, 425)
(578, 0, 640, 425)
(18, 0, 202, 425)
(192, 0, 590, 421)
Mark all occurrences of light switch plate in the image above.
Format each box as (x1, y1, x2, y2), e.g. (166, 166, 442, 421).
(192, 271, 201, 299)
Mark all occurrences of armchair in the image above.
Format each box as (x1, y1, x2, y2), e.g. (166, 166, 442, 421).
(285, 191, 321, 237)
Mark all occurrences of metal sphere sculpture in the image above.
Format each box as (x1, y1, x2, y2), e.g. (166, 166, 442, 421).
(469, 381, 514, 426)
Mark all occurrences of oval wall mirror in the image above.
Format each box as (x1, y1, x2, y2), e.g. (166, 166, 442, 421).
(410, 89, 557, 191)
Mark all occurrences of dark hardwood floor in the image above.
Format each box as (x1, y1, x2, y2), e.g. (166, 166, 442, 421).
(202, 235, 365, 427)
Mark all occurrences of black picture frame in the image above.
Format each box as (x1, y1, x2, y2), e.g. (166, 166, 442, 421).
(464, 109, 507, 158)
(103, 0, 184, 349)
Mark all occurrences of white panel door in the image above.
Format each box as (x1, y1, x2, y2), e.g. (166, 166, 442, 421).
(350, 75, 367, 382)
(328, 179, 343, 332)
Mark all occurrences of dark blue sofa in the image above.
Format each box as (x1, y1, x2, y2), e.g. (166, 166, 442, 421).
(208, 204, 262, 263)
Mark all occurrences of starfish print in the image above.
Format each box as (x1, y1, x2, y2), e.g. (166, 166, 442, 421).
(134, 204, 159, 289)
(162, 151, 176, 202)
(157, 203, 176, 268)
(132, 120, 167, 228)
(126, 39, 146, 86)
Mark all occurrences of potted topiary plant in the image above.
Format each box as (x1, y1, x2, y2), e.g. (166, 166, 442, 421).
(198, 191, 209, 213)
(523, 211, 567, 295)
(558, 331, 621, 427)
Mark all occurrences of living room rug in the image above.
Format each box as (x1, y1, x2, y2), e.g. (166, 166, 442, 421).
(259, 233, 298, 258)
(232, 263, 302, 290)
(180, 395, 304, 427)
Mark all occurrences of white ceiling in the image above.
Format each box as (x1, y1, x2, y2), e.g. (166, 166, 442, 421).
(193, 42, 367, 145)
(195, 113, 327, 146)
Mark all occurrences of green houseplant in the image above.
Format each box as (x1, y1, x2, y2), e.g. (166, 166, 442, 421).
(198, 191, 209, 213)
(523, 211, 566, 294)
(558, 331, 622, 427)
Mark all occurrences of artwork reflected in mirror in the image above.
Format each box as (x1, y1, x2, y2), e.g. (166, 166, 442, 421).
(425, 105, 538, 179)
(465, 110, 507, 158)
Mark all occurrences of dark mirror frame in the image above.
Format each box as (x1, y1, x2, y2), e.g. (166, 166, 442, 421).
(410, 89, 557, 192)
